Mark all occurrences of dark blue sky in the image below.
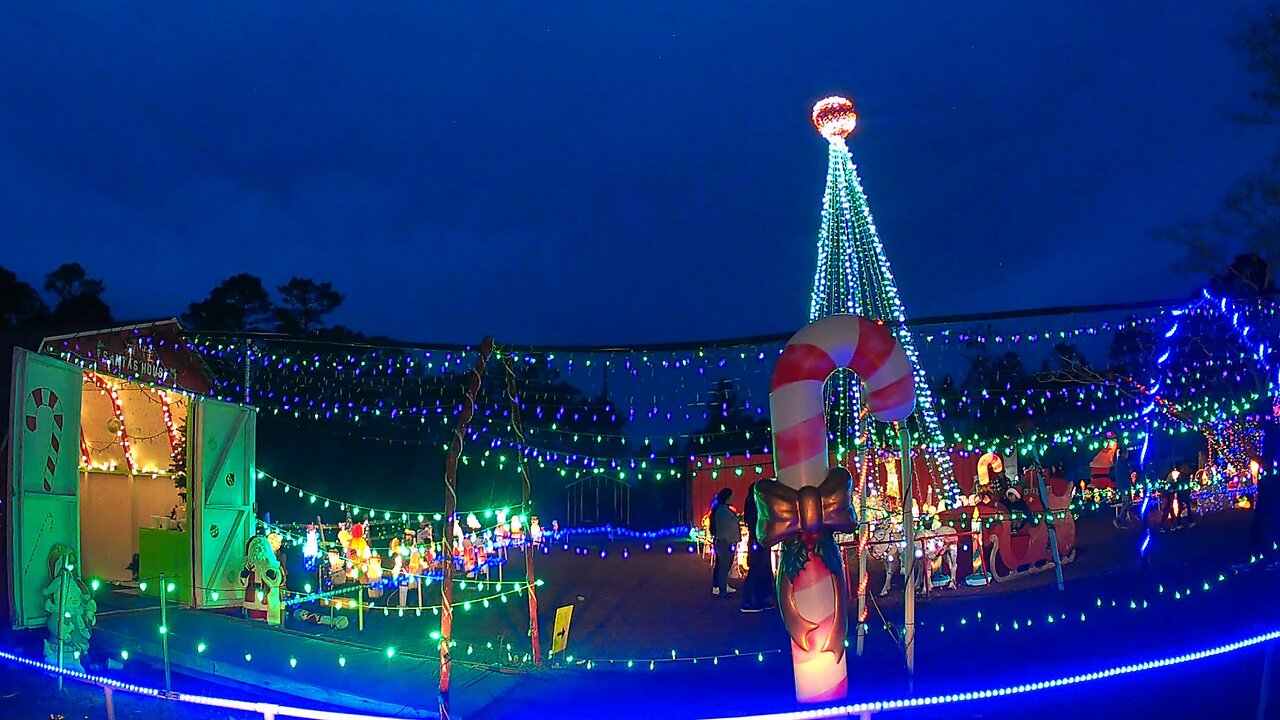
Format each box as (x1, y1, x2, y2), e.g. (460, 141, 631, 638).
(1, 2, 1273, 345)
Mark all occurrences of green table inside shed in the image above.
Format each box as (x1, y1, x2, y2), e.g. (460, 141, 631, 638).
(138, 528, 192, 605)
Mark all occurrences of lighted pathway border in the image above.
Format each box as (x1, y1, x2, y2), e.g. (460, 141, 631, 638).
(1, 627, 1278, 720)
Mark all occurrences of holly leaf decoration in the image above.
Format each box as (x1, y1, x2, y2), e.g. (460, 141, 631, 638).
(779, 538, 809, 581)
(812, 532, 844, 577)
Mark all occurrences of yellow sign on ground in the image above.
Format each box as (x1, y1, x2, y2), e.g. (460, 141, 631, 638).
(550, 604, 574, 655)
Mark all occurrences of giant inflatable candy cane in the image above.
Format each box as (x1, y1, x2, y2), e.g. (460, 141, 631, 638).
(758, 315, 915, 702)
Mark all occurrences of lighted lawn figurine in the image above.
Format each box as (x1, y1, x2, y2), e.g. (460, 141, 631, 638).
(303, 524, 321, 571)
(366, 554, 385, 598)
(41, 544, 95, 670)
(326, 549, 345, 588)
(240, 535, 283, 625)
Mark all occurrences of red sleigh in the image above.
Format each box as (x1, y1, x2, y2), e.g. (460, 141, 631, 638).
(940, 476, 1077, 583)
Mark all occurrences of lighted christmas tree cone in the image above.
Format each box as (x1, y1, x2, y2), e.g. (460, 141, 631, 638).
(805, 94, 959, 505)
(760, 314, 915, 702)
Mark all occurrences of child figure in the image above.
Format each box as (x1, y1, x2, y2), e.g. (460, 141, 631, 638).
(366, 554, 384, 598)
(326, 549, 345, 589)
(510, 515, 525, 545)
(462, 535, 476, 576)
(408, 549, 423, 599)
(393, 554, 409, 606)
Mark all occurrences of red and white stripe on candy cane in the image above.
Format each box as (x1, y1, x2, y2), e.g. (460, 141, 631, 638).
(768, 315, 915, 703)
(24, 388, 64, 493)
(771, 315, 915, 487)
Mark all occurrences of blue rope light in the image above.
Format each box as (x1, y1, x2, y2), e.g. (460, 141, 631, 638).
(0, 627, 1275, 719)
(550, 525, 694, 541)
(698, 628, 1280, 720)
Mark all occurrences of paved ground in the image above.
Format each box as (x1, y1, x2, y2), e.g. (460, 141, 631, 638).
(3, 506, 1278, 719)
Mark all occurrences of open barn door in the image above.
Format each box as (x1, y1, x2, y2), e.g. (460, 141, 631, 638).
(189, 398, 256, 608)
(8, 349, 83, 629)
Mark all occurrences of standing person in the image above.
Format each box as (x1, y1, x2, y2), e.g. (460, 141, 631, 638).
(740, 482, 775, 613)
(712, 488, 740, 597)
(1112, 448, 1134, 529)
(1250, 396, 1280, 554)
(708, 491, 723, 592)
(1174, 461, 1194, 529)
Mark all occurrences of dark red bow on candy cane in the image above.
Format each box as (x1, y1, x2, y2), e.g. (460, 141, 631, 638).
(755, 467, 857, 548)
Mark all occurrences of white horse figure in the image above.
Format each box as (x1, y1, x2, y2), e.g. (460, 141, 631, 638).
(867, 518, 906, 597)
(921, 521, 959, 590)
(866, 517, 959, 595)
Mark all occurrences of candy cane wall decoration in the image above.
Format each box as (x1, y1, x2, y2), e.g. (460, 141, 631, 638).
(759, 315, 915, 702)
(24, 388, 65, 493)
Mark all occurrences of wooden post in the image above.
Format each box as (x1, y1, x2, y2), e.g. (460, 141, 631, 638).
(53, 568, 70, 693)
(1030, 443, 1065, 591)
(500, 352, 542, 665)
(160, 575, 171, 694)
(1021, 430, 1064, 590)
(440, 338, 494, 719)
(244, 341, 253, 404)
(357, 587, 364, 632)
(103, 686, 115, 720)
(899, 427, 915, 693)
(855, 450, 870, 657)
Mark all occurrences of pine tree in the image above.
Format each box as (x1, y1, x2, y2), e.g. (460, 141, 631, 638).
(808, 96, 958, 500)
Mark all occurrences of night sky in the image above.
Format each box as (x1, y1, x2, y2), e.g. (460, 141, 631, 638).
(2, 2, 1274, 345)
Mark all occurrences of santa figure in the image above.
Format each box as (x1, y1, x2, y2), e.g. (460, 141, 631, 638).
(239, 535, 283, 625)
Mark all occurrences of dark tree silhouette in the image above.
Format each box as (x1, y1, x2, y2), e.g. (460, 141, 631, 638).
(686, 378, 770, 457)
(1158, 8, 1280, 294)
(1209, 252, 1277, 298)
(1233, 4, 1280, 123)
(1158, 158, 1280, 296)
(1107, 323, 1158, 382)
(1040, 343, 1092, 374)
(44, 263, 113, 327)
(0, 266, 49, 328)
(273, 278, 344, 334)
(958, 349, 1033, 439)
(183, 273, 275, 331)
(498, 361, 629, 452)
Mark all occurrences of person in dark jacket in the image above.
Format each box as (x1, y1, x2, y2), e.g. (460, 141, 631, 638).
(739, 482, 775, 613)
(711, 488, 740, 597)
(709, 491, 723, 592)
(1250, 396, 1280, 554)
(1112, 448, 1135, 529)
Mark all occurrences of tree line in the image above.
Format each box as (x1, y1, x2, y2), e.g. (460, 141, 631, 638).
(0, 264, 352, 337)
